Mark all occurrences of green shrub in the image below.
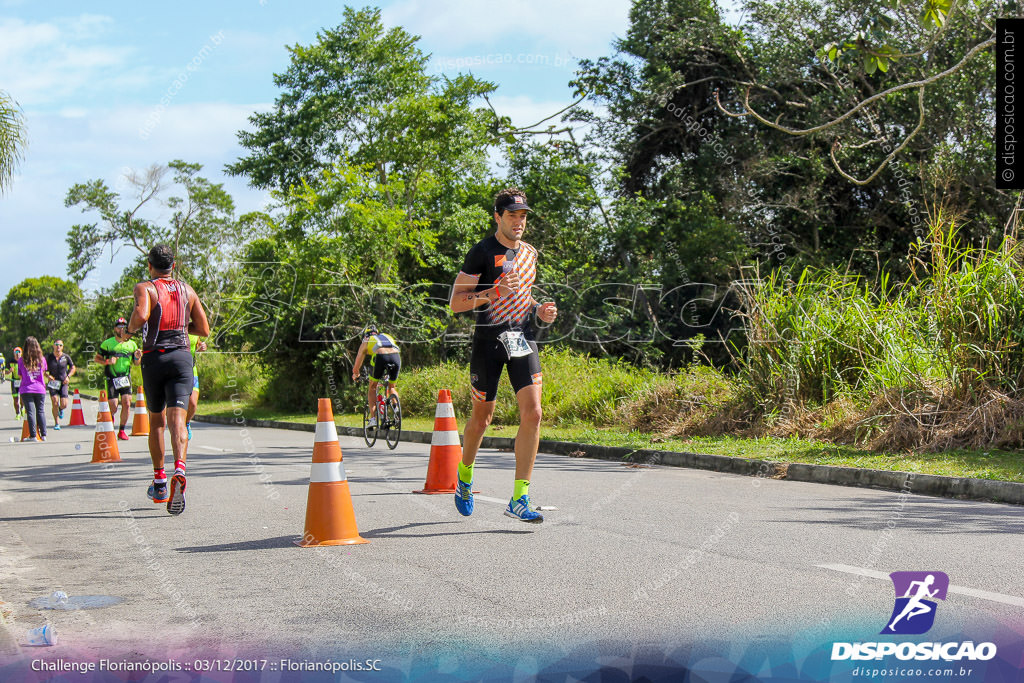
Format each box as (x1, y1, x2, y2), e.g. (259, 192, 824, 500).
(195, 349, 271, 402)
(397, 347, 660, 425)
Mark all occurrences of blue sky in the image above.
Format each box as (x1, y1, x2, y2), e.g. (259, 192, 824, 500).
(0, 0, 640, 296)
(0, 0, 745, 298)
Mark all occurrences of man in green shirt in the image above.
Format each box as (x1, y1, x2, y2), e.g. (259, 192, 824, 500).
(94, 317, 141, 440)
(185, 334, 207, 440)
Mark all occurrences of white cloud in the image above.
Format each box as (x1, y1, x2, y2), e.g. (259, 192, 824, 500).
(487, 95, 576, 130)
(0, 15, 150, 107)
(0, 101, 271, 296)
(382, 0, 630, 57)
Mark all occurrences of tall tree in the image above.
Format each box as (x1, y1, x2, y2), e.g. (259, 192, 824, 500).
(0, 276, 80, 351)
(573, 0, 1005, 276)
(721, 0, 995, 185)
(64, 160, 246, 290)
(227, 6, 498, 195)
(224, 6, 506, 405)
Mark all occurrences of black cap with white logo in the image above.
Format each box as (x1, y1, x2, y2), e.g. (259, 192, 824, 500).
(495, 194, 532, 214)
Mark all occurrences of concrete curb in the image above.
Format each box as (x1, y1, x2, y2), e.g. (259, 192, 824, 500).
(189, 413, 1024, 507)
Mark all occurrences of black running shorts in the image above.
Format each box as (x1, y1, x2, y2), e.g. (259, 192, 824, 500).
(469, 337, 542, 403)
(371, 353, 401, 381)
(141, 349, 194, 412)
(105, 376, 133, 398)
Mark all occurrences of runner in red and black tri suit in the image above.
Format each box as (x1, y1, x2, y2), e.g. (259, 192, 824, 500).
(127, 244, 211, 516)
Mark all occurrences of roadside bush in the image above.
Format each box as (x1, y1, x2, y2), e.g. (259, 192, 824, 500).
(196, 349, 271, 402)
(398, 347, 658, 426)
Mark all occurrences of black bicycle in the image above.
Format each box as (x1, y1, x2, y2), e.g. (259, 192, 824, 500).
(360, 370, 402, 450)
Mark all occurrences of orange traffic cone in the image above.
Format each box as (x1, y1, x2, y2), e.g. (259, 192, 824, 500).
(130, 389, 149, 436)
(91, 390, 121, 463)
(68, 390, 87, 426)
(20, 411, 30, 441)
(295, 399, 367, 547)
(414, 389, 464, 494)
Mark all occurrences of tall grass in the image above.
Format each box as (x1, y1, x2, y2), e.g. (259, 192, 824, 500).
(918, 216, 1024, 397)
(734, 213, 1024, 449)
(737, 267, 942, 404)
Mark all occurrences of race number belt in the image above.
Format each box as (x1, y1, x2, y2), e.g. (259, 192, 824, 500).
(46, 380, 61, 391)
(111, 375, 131, 390)
(498, 330, 532, 359)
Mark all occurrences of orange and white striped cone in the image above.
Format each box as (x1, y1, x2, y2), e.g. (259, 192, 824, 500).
(91, 390, 121, 463)
(130, 389, 149, 436)
(414, 389, 463, 494)
(295, 398, 368, 547)
(20, 411, 30, 441)
(68, 390, 88, 426)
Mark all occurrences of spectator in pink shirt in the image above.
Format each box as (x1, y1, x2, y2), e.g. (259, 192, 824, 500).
(18, 336, 48, 441)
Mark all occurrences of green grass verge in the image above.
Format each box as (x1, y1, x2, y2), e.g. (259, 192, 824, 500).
(195, 399, 1024, 482)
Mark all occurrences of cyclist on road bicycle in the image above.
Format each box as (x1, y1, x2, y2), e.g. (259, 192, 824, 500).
(351, 324, 401, 428)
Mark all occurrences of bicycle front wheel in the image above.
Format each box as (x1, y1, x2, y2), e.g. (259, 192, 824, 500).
(362, 405, 378, 447)
(384, 394, 402, 450)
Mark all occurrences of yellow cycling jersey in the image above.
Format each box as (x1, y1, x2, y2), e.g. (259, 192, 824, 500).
(367, 333, 398, 356)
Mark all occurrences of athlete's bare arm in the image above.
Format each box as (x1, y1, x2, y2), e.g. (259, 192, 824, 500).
(449, 273, 515, 313)
(187, 285, 211, 337)
(351, 341, 368, 381)
(128, 282, 156, 335)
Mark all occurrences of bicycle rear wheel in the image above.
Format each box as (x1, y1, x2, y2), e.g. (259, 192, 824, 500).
(384, 394, 402, 450)
(362, 405, 378, 447)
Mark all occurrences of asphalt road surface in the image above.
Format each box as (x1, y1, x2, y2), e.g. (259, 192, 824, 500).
(0, 394, 1022, 680)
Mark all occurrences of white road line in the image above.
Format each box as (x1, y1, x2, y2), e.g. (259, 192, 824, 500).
(472, 494, 557, 511)
(199, 445, 227, 452)
(816, 563, 1024, 608)
(474, 495, 508, 505)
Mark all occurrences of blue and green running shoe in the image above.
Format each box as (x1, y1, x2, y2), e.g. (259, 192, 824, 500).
(454, 478, 474, 516)
(504, 495, 543, 523)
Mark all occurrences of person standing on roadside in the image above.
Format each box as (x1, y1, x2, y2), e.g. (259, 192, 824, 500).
(128, 244, 210, 516)
(18, 337, 48, 442)
(8, 347, 23, 418)
(448, 187, 558, 523)
(44, 340, 75, 430)
(95, 318, 141, 440)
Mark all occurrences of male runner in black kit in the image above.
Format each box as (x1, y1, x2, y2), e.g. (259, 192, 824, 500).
(128, 244, 210, 515)
(449, 187, 558, 523)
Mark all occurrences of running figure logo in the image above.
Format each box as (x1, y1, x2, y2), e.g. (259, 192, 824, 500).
(881, 571, 949, 635)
